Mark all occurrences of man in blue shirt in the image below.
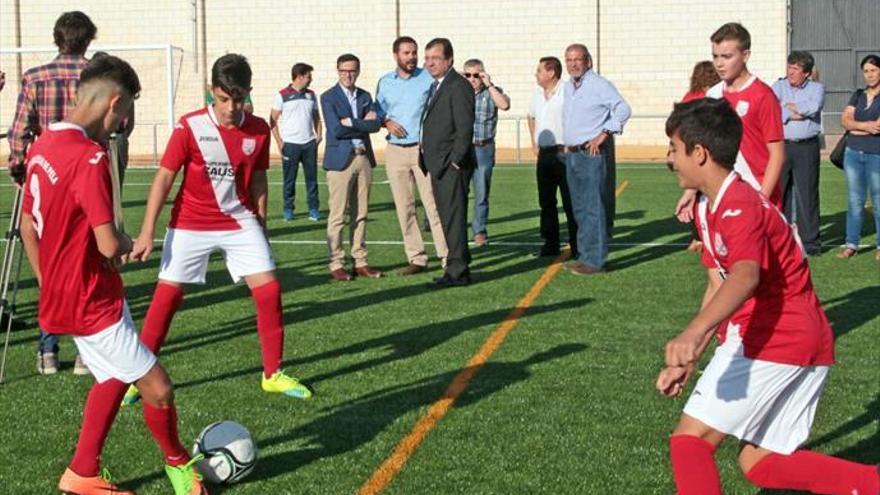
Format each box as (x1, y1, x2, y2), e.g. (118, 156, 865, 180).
(375, 36, 448, 275)
(771, 51, 824, 255)
(562, 43, 631, 274)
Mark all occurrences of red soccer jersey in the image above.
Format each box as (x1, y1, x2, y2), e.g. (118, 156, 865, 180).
(695, 172, 834, 366)
(22, 123, 124, 336)
(681, 90, 706, 103)
(707, 77, 784, 205)
(161, 106, 270, 230)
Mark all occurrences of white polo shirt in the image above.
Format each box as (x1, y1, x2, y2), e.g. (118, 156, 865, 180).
(271, 86, 318, 145)
(528, 81, 564, 147)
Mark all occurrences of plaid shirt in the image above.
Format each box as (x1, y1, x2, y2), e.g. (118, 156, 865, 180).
(7, 54, 88, 172)
(473, 85, 504, 143)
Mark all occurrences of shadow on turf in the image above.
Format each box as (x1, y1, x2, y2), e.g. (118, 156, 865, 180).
(822, 285, 880, 340)
(171, 298, 591, 392)
(247, 343, 588, 485)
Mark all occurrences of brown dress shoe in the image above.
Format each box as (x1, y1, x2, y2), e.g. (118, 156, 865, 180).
(568, 261, 604, 275)
(473, 233, 489, 247)
(398, 263, 427, 276)
(353, 265, 383, 278)
(330, 268, 352, 281)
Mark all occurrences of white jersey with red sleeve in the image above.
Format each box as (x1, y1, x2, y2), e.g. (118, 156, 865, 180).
(22, 123, 124, 336)
(707, 77, 784, 206)
(694, 172, 834, 366)
(161, 105, 270, 231)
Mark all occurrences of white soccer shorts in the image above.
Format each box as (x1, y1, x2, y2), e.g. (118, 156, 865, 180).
(683, 323, 829, 455)
(72, 303, 157, 384)
(158, 227, 276, 284)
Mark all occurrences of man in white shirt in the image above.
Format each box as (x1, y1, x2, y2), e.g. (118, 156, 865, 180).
(270, 62, 323, 221)
(528, 56, 577, 257)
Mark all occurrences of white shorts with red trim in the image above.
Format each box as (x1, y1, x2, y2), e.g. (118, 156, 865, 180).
(72, 303, 157, 384)
(158, 227, 276, 284)
(683, 323, 829, 455)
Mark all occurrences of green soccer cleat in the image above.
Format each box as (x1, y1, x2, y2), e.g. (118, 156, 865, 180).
(121, 384, 141, 406)
(261, 370, 312, 399)
(166, 454, 208, 495)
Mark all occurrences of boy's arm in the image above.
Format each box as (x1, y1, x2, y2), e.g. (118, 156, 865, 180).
(93, 222, 132, 259)
(760, 141, 784, 199)
(19, 213, 41, 286)
(250, 169, 268, 226)
(130, 167, 177, 261)
(665, 260, 760, 367)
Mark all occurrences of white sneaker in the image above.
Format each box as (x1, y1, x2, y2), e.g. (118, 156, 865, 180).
(73, 354, 91, 376)
(37, 352, 59, 375)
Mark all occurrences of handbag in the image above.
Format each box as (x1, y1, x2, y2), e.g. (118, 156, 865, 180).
(830, 89, 865, 170)
(829, 133, 848, 169)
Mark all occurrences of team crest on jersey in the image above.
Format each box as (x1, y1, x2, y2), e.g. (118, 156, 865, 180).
(714, 233, 728, 257)
(242, 138, 256, 156)
(735, 100, 749, 117)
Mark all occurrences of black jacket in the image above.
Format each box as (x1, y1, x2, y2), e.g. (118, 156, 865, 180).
(420, 69, 476, 178)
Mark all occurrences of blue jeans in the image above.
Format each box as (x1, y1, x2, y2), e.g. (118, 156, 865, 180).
(470, 142, 495, 236)
(843, 147, 880, 249)
(281, 140, 319, 213)
(38, 329, 59, 354)
(565, 151, 608, 268)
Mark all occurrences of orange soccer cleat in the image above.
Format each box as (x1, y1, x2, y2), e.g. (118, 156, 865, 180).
(58, 467, 135, 494)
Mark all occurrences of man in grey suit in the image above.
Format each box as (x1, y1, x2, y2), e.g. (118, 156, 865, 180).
(420, 38, 476, 288)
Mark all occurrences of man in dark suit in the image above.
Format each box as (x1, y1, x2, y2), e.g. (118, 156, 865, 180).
(420, 38, 476, 288)
(321, 53, 382, 281)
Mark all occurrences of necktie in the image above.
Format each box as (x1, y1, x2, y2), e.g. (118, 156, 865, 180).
(427, 80, 439, 107)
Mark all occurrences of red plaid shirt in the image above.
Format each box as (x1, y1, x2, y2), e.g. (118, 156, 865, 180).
(7, 54, 88, 172)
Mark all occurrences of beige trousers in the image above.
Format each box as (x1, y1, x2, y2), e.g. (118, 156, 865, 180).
(326, 155, 372, 271)
(384, 143, 448, 266)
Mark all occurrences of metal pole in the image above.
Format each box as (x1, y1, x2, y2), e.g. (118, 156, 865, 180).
(166, 44, 175, 130)
(14, 0, 22, 82)
(191, 0, 199, 71)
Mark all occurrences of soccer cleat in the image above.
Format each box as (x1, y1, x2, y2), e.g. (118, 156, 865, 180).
(261, 370, 312, 399)
(121, 384, 141, 406)
(58, 467, 134, 494)
(165, 455, 208, 495)
(37, 352, 58, 375)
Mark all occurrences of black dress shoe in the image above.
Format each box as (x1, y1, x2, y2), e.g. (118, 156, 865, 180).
(427, 274, 471, 289)
(535, 244, 561, 257)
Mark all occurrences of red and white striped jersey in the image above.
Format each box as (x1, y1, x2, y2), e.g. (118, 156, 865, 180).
(161, 106, 270, 230)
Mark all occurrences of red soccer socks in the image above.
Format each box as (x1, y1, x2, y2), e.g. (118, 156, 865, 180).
(669, 434, 722, 495)
(143, 402, 189, 467)
(746, 450, 880, 495)
(251, 279, 284, 377)
(140, 282, 184, 354)
(69, 379, 128, 476)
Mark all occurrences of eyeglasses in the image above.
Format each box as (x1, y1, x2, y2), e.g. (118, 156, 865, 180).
(463, 73, 480, 79)
(338, 69, 358, 74)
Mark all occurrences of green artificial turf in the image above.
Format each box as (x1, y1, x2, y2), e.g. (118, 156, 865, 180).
(0, 163, 876, 494)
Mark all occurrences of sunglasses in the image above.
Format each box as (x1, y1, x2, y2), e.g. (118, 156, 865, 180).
(463, 73, 481, 78)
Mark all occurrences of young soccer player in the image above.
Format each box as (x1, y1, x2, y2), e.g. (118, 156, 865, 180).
(658, 97, 879, 495)
(676, 22, 785, 221)
(19, 55, 206, 495)
(127, 54, 311, 402)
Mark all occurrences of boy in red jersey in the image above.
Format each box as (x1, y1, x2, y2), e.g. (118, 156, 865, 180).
(676, 22, 785, 221)
(658, 98, 879, 495)
(128, 54, 310, 402)
(19, 55, 206, 495)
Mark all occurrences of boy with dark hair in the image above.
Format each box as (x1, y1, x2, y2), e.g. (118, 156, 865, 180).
(128, 54, 311, 403)
(20, 55, 206, 495)
(659, 98, 879, 495)
(675, 22, 785, 222)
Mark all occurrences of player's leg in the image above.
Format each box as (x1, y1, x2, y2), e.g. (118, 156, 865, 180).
(668, 414, 727, 495)
(140, 280, 184, 354)
(136, 364, 208, 495)
(224, 227, 311, 398)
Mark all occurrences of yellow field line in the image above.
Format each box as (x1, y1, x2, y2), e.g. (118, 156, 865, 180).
(358, 181, 630, 495)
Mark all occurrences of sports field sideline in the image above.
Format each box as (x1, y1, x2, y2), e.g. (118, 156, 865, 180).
(0, 163, 876, 494)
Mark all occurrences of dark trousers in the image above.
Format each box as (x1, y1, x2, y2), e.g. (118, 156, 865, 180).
(604, 135, 616, 238)
(537, 147, 577, 254)
(781, 138, 821, 251)
(432, 166, 473, 280)
(281, 140, 319, 213)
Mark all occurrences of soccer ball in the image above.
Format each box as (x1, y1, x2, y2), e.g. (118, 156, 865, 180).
(192, 421, 257, 484)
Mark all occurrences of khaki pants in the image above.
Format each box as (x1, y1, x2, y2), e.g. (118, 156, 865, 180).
(384, 143, 448, 266)
(326, 155, 372, 271)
